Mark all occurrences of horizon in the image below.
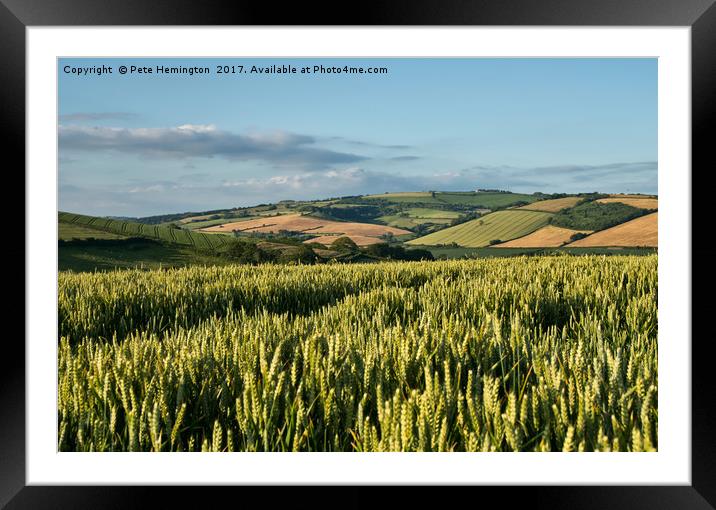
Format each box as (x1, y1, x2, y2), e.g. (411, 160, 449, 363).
(59, 58, 658, 217)
(59, 189, 659, 219)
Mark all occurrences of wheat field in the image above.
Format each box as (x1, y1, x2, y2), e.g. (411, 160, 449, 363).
(201, 213, 410, 238)
(495, 225, 592, 248)
(407, 210, 553, 248)
(567, 213, 658, 248)
(58, 255, 657, 452)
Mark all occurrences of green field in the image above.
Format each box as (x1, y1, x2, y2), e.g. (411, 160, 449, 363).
(377, 208, 463, 230)
(181, 217, 253, 230)
(363, 192, 433, 200)
(365, 191, 540, 208)
(379, 214, 455, 228)
(59, 212, 234, 250)
(59, 239, 231, 272)
(419, 245, 658, 259)
(376, 215, 421, 229)
(404, 207, 462, 219)
(326, 203, 373, 209)
(59, 222, 128, 241)
(407, 210, 552, 247)
(58, 256, 657, 452)
(436, 192, 539, 207)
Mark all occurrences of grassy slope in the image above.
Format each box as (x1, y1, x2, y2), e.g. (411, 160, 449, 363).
(59, 239, 230, 272)
(420, 245, 657, 259)
(59, 222, 128, 241)
(407, 210, 552, 247)
(567, 212, 658, 247)
(182, 217, 253, 230)
(365, 191, 540, 208)
(376, 215, 419, 229)
(364, 192, 432, 199)
(377, 207, 462, 228)
(59, 212, 241, 272)
(202, 213, 410, 238)
(596, 197, 659, 210)
(437, 192, 539, 207)
(59, 212, 234, 250)
(404, 208, 462, 219)
(495, 225, 591, 248)
(519, 197, 583, 213)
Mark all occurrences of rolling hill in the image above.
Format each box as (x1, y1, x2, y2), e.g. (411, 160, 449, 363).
(495, 225, 591, 248)
(377, 207, 464, 230)
(59, 222, 128, 241)
(364, 191, 541, 208)
(303, 235, 388, 247)
(59, 212, 234, 250)
(596, 197, 658, 210)
(59, 189, 658, 271)
(406, 210, 552, 248)
(566, 212, 657, 247)
(201, 213, 411, 245)
(519, 196, 583, 213)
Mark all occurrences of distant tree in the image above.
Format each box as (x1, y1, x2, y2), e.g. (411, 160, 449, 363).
(220, 242, 271, 264)
(552, 201, 646, 231)
(489, 239, 502, 245)
(277, 245, 317, 264)
(364, 243, 392, 258)
(413, 224, 432, 235)
(363, 243, 434, 261)
(403, 248, 434, 261)
(569, 232, 588, 242)
(332, 236, 359, 252)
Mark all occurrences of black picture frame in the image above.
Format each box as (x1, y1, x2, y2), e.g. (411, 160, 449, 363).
(6, 0, 714, 507)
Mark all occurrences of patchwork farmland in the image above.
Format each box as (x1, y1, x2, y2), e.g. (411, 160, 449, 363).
(377, 208, 464, 230)
(406, 210, 552, 248)
(567, 212, 658, 247)
(59, 212, 234, 250)
(519, 196, 583, 213)
(303, 235, 391, 247)
(60, 190, 659, 270)
(201, 213, 411, 245)
(495, 225, 591, 248)
(364, 191, 541, 208)
(596, 197, 658, 210)
(59, 222, 128, 241)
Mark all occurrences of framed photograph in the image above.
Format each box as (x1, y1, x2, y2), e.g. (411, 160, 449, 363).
(7, 0, 714, 506)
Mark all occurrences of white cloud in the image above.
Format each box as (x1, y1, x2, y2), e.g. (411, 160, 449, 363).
(60, 162, 657, 217)
(58, 124, 366, 168)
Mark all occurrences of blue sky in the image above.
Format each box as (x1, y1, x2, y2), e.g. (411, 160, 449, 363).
(59, 58, 657, 217)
